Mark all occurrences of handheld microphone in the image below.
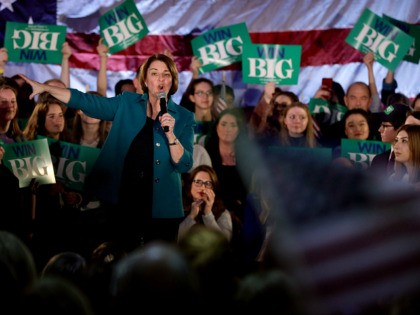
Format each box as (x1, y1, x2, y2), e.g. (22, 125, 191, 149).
(158, 91, 169, 132)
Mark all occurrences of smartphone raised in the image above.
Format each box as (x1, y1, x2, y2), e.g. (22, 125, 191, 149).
(322, 78, 333, 90)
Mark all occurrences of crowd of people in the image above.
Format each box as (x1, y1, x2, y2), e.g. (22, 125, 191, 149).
(1, 40, 420, 315)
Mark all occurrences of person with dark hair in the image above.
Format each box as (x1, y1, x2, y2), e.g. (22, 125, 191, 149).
(71, 91, 109, 148)
(249, 82, 279, 132)
(0, 81, 33, 243)
(332, 108, 375, 166)
(19, 276, 94, 315)
(84, 241, 127, 315)
(109, 241, 200, 315)
(22, 93, 72, 142)
(114, 79, 135, 96)
(0, 230, 38, 314)
(20, 53, 195, 251)
(41, 251, 87, 291)
(9, 77, 35, 128)
(310, 77, 346, 147)
(341, 108, 373, 141)
(313, 78, 345, 108)
(178, 164, 232, 242)
(412, 93, 420, 112)
(370, 104, 412, 179)
(204, 108, 252, 263)
(0, 79, 24, 144)
(387, 92, 410, 108)
(22, 94, 84, 268)
(178, 55, 202, 113)
(250, 86, 299, 140)
(204, 108, 249, 222)
(321, 81, 381, 148)
(406, 110, 420, 125)
(380, 65, 411, 110)
(179, 77, 216, 144)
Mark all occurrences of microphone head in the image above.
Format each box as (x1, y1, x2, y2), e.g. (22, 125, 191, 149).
(158, 91, 166, 99)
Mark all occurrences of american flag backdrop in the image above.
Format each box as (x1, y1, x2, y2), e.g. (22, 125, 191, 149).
(2, 2, 420, 314)
(0, 0, 419, 105)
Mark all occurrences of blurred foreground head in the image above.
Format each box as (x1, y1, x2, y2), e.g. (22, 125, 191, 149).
(110, 241, 199, 315)
(0, 230, 37, 312)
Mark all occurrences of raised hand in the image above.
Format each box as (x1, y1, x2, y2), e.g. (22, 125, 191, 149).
(0, 47, 8, 74)
(189, 199, 203, 219)
(201, 187, 215, 215)
(96, 38, 109, 57)
(18, 74, 45, 99)
(61, 42, 72, 59)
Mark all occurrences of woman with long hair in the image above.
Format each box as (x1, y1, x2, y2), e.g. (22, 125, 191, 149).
(391, 124, 420, 190)
(178, 164, 232, 242)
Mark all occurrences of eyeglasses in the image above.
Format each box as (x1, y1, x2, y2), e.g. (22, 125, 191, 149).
(192, 179, 213, 188)
(194, 91, 213, 97)
(380, 123, 394, 129)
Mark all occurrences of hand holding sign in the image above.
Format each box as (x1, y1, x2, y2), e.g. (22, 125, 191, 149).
(345, 8, 414, 72)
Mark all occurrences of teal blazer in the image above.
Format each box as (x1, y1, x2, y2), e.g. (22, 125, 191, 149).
(67, 89, 195, 218)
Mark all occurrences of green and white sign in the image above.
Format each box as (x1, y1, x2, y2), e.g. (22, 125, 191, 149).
(46, 139, 101, 192)
(191, 22, 251, 73)
(99, 0, 149, 55)
(2, 138, 55, 188)
(345, 8, 414, 71)
(4, 22, 66, 64)
(383, 14, 420, 64)
(341, 138, 391, 170)
(242, 43, 301, 85)
(308, 98, 347, 124)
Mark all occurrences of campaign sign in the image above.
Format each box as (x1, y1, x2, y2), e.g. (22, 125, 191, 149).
(345, 8, 414, 71)
(268, 146, 332, 162)
(99, 0, 149, 54)
(341, 138, 391, 170)
(242, 43, 302, 85)
(2, 138, 55, 188)
(308, 98, 347, 125)
(191, 22, 251, 73)
(4, 22, 66, 64)
(383, 14, 420, 64)
(46, 139, 101, 192)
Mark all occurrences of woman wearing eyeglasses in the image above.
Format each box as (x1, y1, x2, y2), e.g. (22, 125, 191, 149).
(178, 164, 232, 242)
(180, 77, 215, 145)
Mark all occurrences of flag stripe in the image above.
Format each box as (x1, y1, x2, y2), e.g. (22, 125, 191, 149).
(291, 208, 420, 313)
(67, 29, 360, 72)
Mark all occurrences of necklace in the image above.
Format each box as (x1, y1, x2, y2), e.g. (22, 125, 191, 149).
(221, 151, 236, 165)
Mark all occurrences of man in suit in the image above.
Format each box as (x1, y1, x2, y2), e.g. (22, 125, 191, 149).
(370, 104, 411, 179)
